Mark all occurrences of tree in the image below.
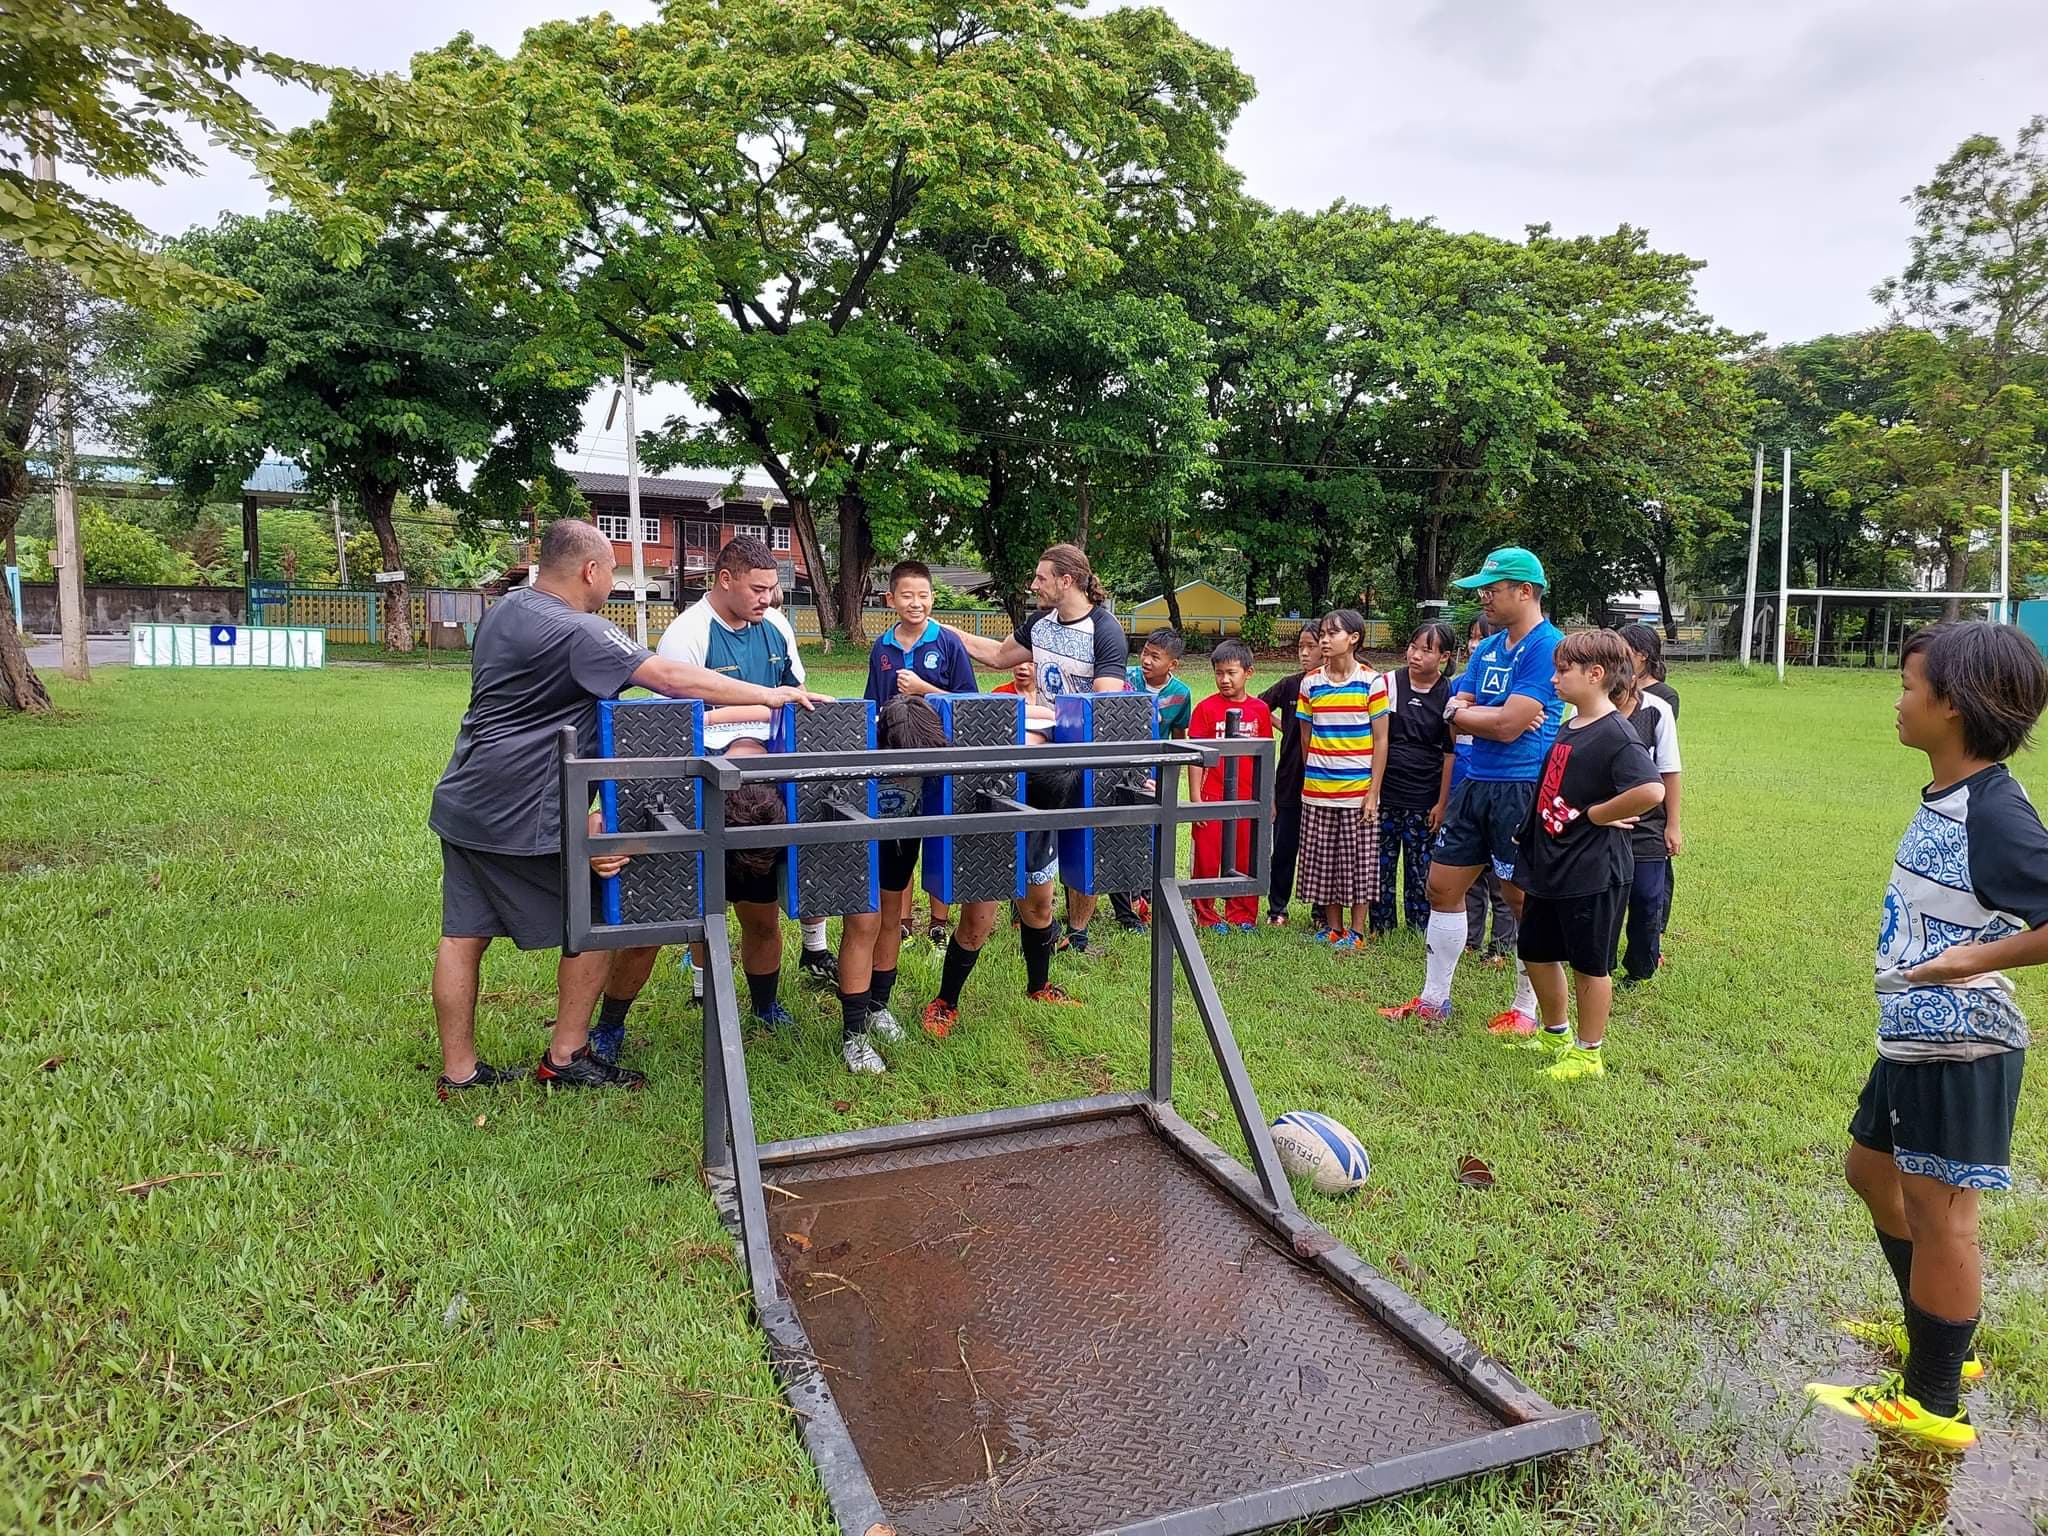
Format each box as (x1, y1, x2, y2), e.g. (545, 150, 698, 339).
(73, 502, 193, 583)
(0, 245, 143, 711)
(304, 0, 1249, 642)
(0, 0, 369, 308)
(137, 213, 582, 651)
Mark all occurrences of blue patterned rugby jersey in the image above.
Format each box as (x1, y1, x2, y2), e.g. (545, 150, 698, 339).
(1877, 763, 2048, 1062)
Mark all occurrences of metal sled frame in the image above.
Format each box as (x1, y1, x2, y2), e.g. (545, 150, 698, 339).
(558, 727, 1600, 1536)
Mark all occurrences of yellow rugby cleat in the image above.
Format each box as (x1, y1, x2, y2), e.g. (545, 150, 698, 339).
(1838, 1318, 1984, 1381)
(1804, 1374, 1976, 1450)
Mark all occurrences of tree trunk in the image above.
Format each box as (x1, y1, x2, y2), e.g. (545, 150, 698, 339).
(365, 483, 415, 654)
(1150, 522, 1181, 631)
(0, 462, 51, 712)
(785, 494, 839, 640)
(1651, 551, 1677, 643)
(1306, 535, 1331, 619)
(1074, 464, 1092, 550)
(835, 492, 874, 647)
(1418, 499, 1450, 602)
(1941, 525, 1968, 622)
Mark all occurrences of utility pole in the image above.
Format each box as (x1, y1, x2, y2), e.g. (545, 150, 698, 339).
(1999, 468, 2011, 625)
(331, 496, 349, 586)
(1775, 448, 1792, 682)
(33, 113, 88, 682)
(623, 352, 648, 646)
(1737, 445, 1763, 665)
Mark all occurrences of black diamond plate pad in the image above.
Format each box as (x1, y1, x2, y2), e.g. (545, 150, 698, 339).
(607, 701, 701, 923)
(786, 700, 877, 917)
(769, 1114, 1500, 1536)
(1084, 692, 1156, 893)
(933, 696, 1021, 904)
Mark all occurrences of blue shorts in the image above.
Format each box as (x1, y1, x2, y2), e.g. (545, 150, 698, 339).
(1433, 779, 1535, 883)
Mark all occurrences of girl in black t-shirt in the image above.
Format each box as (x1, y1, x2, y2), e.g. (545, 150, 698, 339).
(1256, 624, 1324, 925)
(1371, 623, 1458, 934)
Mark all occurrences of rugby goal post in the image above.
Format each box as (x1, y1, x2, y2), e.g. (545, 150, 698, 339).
(1761, 458, 2013, 679)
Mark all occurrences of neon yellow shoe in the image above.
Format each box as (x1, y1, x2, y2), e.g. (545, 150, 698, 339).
(1804, 1373, 1976, 1450)
(1541, 1046, 1605, 1081)
(1839, 1318, 1985, 1381)
(1510, 1028, 1573, 1055)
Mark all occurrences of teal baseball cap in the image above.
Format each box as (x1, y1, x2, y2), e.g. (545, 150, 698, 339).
(1450, 546, 1547, 590)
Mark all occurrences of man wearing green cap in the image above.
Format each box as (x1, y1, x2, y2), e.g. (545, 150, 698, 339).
(1380, 547, 1564, 1033)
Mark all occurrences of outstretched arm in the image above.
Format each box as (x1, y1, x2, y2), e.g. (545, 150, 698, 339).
(951, 627, 1030, 669)
(631, 656, 828, 710)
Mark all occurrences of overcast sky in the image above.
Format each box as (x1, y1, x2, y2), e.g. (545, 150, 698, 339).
(93, 0, 2048, 471)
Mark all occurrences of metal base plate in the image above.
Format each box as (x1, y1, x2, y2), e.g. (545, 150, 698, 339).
(765, 1112, 1541, 1535)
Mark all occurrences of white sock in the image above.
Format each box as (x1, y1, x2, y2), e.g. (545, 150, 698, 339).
(692, 966, 704, 1000)
(1512, 959, 1539, 1020)
(1422, 909, 1466, 1007)
(801, 918, 827, 953)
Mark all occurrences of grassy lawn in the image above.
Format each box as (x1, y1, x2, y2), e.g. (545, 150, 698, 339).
(5, 659, 2045, 1535)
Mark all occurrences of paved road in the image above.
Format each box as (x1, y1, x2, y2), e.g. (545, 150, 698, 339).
(23, 636, 131, 669)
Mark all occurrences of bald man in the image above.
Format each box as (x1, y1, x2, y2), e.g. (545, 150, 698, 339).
(428, 518, 820, 1096)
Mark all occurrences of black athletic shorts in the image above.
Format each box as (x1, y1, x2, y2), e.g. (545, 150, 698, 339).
(441, 840, 590, 953)
(726, 849, 787, 908)
(879, 837, 919, 894)
(1850, 1051, 2025, 1191)
(1434, 779, 1536, 882)
(1516, 885, 1627, 977)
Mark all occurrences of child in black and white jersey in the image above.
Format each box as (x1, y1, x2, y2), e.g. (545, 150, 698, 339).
(1806, 621, 2048, 1450)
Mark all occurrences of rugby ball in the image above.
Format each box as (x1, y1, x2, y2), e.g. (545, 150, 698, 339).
(1270, 1110, 1372, 1196)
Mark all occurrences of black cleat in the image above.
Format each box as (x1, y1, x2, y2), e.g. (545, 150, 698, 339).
(797, 946, 840, 987)
(535, 1046, 647, 1090)
(436, 1061, 515, 1101)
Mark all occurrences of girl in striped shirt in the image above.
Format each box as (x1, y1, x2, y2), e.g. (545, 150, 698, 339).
(1295, 609, 1391, 951)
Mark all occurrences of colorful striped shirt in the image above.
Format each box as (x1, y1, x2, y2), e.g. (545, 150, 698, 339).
(1295, 666, 1389, 807)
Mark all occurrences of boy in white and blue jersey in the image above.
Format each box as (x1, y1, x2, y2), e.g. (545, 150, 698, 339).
(1806, 621, 2048, 1450)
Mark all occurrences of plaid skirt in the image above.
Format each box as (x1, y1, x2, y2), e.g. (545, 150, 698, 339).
(1298, 802, 1380, 905)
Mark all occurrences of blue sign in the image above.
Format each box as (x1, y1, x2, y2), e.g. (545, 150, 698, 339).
(210, 625, 237, 647)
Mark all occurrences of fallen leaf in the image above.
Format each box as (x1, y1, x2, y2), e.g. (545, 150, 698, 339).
(1388, 1250, 1424, 1282)
(90, 906, 112, 919)
(831, 1099, 853, 1114)
(146, 871, 162, 891)
(521, 1317, 558, 1331)
(116, 1171, 228, 1198)
(1291, 1229, 1339, 1258)
(40, 1055, 65, 1072)
(472, 1114, 487, 1128)
(1456, 1155, 1496, 1190)
(784, 1232, 813, 1252)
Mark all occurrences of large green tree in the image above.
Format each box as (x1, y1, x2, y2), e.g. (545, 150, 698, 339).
(137, 213, 582, 651)
(303, 0, 1249, 641)
(0, 0, 367, 308)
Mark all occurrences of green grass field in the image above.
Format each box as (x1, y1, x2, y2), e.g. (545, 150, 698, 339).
(5, 660, 2045, 1535)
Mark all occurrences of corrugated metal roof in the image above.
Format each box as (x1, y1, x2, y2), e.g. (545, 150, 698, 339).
(571, 469, 785, 508)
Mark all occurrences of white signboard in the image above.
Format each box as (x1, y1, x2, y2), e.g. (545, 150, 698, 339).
(130, 624, 326, 670)
(373, 570, 406, 584)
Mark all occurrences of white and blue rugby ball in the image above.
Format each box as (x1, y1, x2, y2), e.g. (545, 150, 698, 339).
(1270, 1111, 1372, 1196)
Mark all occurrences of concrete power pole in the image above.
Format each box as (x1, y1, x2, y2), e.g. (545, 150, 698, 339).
(33, 114, 88, 682)
(623, 352, 648, 646)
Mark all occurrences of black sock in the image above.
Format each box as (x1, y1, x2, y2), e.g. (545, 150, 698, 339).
(938, 938, 982, 1007)
(1902, 1298, 1977, 1417)
(870, 967, 897, 1009)
(1022, 920, 1055, 994)
(598, 994, 632, 1031)
(839, 989, 870, 1042)
(1876, 1228, 1915, 1319)
(746, 969, 780, 1017)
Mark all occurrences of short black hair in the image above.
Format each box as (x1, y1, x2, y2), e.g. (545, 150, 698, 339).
(1143, 627, 1184, 659)
(878, 694, 948, 751)
(725, 785, 785, 880)
(1211, 639, 1253, 669)
(1901, 621, 2048, 762)
(716, 535, 777, 578)
(889, 559, 933, 591)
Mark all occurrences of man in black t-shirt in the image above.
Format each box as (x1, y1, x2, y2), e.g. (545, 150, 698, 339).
(428, 520, 818, 1098)
(1507, 630, 1662, 1083)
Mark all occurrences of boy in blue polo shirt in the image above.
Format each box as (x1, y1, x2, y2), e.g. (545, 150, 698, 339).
(866, 560, 979, 702)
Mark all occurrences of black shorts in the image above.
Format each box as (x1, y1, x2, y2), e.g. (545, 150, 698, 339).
(1516, 885, 1627, 977)
(442, 840, 587, 953)
(879, 837, 920, 894)
(1434, 779, 1536, 882)
(726, 849, 787, 908)
(1850, 1052, 2025, 1191)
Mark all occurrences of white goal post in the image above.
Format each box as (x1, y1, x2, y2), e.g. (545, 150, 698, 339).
(1749, 456, 2013, 679)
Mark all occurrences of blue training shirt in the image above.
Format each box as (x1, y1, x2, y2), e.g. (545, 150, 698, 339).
(865, 619, 978, 703)
(1453, 618, 1565, 782)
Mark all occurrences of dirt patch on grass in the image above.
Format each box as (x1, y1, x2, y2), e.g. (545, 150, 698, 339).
(0, 842, 106, 875)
